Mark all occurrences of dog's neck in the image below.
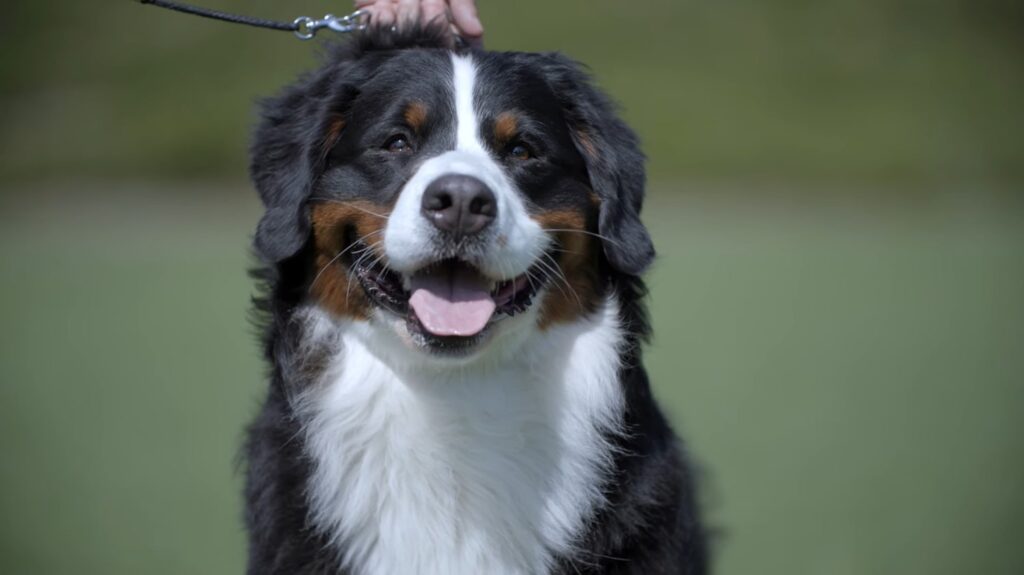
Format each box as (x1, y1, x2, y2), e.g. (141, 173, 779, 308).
(289, 297, 626, 575)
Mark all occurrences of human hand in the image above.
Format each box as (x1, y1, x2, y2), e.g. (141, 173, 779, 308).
(354, 0, 483, 47)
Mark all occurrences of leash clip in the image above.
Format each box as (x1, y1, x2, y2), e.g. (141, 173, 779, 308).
(294, 10, 366, 40)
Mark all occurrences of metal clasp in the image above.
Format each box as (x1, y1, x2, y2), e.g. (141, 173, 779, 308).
(294, 9, 366, 40)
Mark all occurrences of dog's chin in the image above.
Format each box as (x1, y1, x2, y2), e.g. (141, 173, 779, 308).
(350, 247, 546, 358)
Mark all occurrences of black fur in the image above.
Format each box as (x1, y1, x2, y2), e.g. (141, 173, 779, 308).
(533, 53, 656, 277)
(251, 26, 457, 264)
(245, 26, 707, 574)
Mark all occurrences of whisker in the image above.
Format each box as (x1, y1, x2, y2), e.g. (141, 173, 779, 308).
(354, 246, 407, 317)
(307, 198, 389, 220)
(532, 259, 563, 295)
(532, 256, 572, 303)
(539, 252, 583, 309)
(308, 229, 385, 293)
(524, 269, 541, 300)
(346, 246, 378, 302)
(543, 228, 622, 247)
(496, 255, 512, 292)
(344, 245, 383, 305)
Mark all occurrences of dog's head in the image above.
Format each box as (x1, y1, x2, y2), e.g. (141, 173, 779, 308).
(252, 29, 653, 359)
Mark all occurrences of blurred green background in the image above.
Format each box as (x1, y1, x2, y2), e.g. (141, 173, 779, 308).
(1, 1, 1022, 574)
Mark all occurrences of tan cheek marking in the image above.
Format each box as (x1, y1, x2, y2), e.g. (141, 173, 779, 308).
(532, 208, 602, 329)
(310, 201, 391, 320)
(404, 102, 428, 134)
(494, 111, 519, 147)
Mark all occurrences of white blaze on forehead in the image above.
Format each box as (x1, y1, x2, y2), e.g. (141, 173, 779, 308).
(383, 53, 549, 281)
(451, 54, 484, 153)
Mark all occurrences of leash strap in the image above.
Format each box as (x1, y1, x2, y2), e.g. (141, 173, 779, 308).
(138, 0, 365, 40)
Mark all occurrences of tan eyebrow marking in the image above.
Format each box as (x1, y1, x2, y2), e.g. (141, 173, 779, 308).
(403, 101, 428, 134)
(494, 111, 519, 147)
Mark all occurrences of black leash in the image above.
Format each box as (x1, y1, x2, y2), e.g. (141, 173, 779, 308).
(138, 0, 366, 40)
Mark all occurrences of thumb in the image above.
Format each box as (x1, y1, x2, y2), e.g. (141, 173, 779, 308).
(449, 0, 483, 38)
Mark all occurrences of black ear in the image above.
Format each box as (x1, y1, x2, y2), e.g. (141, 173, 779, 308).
(251, 81, 321, 263)
(540, 53, 655, 276)
(250, 54, 364, 264)
(250, 29, 449, 265)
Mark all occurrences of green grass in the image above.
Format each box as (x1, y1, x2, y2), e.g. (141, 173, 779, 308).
(1, 184, 1023, 574)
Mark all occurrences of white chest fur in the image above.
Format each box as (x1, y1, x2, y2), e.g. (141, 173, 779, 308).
(295, 300, 625, 575)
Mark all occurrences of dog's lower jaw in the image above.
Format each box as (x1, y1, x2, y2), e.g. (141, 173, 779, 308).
(292, 297, 626, 575)
(376, 285, 548, 364)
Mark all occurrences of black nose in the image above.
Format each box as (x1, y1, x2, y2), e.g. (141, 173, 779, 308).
(421, 174, 497, 236)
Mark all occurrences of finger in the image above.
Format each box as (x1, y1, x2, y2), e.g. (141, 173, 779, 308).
(396, 0, 420, 29)
(420, 0, 448, 28)
(364, 0, 396, 28)
(353, 0, 383, 19)
(449, 0, 483, 38)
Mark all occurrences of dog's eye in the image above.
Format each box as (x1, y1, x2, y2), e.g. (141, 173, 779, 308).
(384, 135, 413, 153)
(508, 142, 533, 161)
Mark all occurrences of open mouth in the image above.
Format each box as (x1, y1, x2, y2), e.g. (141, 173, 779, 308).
(348, 242, 545, 346)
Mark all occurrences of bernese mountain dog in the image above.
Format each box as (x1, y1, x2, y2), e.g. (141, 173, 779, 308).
(244, 26, 707, 575)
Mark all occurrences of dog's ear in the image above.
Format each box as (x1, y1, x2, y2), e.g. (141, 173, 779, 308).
(539, 53, 655, 276)
(250, 58, 364, 264)
(251, 80, 321, 263)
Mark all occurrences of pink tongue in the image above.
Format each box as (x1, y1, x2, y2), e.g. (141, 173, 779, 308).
(409, 266, 496, 337)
